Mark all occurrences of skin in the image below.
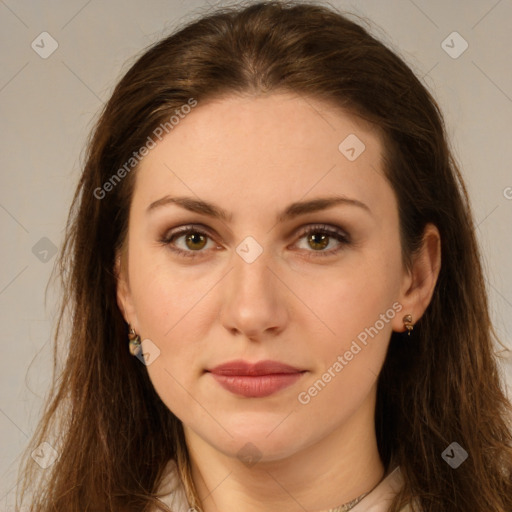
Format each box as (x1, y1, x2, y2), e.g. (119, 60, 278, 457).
(116, 92, 441, 512)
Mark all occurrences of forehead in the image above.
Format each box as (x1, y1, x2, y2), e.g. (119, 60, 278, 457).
(131, 93, 393, 221)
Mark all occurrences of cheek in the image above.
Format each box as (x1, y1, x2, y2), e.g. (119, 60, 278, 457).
(298, 251, 402, 389)
(306, 257, 399, 340)
(293, 272, 398, 421)
(129, 262, 208, 420)
(127, 247, 218, 400)
(128, 241, 206, 336)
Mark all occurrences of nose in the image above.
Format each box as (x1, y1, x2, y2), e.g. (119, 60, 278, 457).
(218, 244, 289, 341)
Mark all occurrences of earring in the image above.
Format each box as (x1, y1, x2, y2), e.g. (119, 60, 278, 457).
(128, 325, 142, 356)
(402, 314, 414, 335)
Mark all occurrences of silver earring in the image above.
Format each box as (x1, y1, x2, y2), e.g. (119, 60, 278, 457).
(128, 326, 142, 356)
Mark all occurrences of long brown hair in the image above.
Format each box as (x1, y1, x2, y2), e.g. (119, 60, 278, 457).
(16, 1, 512, 511)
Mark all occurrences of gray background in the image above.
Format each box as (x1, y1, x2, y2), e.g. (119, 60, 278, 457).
(1, 0, 511, 507)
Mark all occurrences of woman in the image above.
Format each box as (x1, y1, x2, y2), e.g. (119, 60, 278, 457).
(16, 1, 512, 511)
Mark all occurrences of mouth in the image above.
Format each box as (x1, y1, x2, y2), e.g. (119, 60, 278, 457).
(206, 359, 307, 398)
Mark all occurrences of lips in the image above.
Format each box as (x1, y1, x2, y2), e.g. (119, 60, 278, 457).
(208, 359, 305, 375)
(206, 359, 306, 398)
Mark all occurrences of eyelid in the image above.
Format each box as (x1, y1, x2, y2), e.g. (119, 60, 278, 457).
(294, 223, 350, 241)
(163, 223, 216, 238)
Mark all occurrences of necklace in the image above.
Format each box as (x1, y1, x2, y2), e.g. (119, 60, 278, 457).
(326, 472, 386, 512)
(327, 490, 370, 511)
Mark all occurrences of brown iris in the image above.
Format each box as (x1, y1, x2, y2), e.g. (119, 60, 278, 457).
(185, 232, 208, 250)
(307, 232, 329, 251)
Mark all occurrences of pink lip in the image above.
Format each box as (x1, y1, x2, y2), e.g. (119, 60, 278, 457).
(207, 359, 306, 398)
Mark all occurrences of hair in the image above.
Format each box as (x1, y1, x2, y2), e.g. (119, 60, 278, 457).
(16, 1, 512, 511)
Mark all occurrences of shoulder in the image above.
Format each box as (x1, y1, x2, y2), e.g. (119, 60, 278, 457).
(152, 459, 191, 512)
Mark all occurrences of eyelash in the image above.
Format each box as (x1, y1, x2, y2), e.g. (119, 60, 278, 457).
(159, 224, 351, 260)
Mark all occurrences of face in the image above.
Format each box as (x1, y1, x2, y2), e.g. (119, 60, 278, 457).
(116, 92, 414, 461)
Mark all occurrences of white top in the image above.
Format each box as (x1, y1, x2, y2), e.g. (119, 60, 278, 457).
(154, 459, 414, 512)
(350, 466, 413, 512)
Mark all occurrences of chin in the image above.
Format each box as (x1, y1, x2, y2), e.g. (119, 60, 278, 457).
(207, 420, 314, 463)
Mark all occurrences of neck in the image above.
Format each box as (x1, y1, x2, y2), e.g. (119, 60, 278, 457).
(184, 386, 385, 512)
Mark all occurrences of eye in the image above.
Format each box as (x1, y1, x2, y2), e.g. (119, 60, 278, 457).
(159, 225, 218, 259)
(293, 224, 351, 258)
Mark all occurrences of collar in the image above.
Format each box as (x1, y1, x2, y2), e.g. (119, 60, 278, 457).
(155, 461, 409, 512)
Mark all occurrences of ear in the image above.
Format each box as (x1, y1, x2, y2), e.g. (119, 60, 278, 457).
(114, 249, 139, 330)
(393, 223, 441, 333)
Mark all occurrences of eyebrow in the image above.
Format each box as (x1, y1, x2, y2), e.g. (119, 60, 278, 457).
(146, 194, 372, 222)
